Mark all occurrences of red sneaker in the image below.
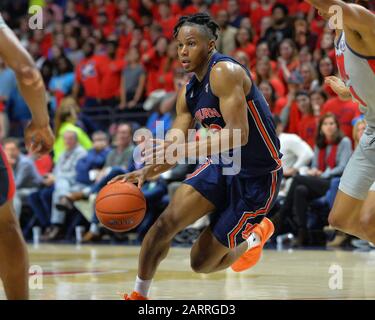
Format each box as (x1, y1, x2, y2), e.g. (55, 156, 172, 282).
(231, 217, 274, 272)
(123, 291, 148, 300)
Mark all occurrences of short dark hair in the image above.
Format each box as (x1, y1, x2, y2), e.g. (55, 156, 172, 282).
(117, 122, 134, 134)
(310, 89, 328, 102)
(173, 13, 220, 41)
(295, 90, 310, 98)
(272, 3, 289, 16)
(92, 130, 109, 141)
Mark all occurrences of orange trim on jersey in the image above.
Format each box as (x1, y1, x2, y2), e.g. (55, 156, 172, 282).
(247, 100, 282, 170)
(0, 147, 15, 201)
(228, 171, 278, 248)
(185, 159, 212, 180)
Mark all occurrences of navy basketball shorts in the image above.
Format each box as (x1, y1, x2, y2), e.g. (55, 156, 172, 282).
(0, 146, 15, 207)
(183, 160, 282, 249)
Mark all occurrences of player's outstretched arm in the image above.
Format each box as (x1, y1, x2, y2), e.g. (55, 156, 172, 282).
(305, 0, 375, 33)
(0, 23, 54, 155)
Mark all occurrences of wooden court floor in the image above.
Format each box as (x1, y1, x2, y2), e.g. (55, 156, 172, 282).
(1, 244, 375, 300)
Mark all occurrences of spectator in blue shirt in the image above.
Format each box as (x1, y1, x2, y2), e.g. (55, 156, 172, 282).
(49, 56, 75, 110)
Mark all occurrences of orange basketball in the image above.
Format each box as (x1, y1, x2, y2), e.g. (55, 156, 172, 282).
(95, 181, 146, 232)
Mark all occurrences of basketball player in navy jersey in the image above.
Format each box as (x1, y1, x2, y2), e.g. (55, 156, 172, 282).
(305, 1, 375, 244)
(110, 13, 282, 300)
(0, 15, 54, 299)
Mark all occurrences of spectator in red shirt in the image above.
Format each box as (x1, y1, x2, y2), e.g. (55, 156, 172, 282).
(253, 41, 276, 71)
(100, 40, 125, 107)
(232, 27, 256, 65)
(310, 89, 328, 118)
(313, 31, 336, 67)
(249, 0, 273, 35)
(95, 11, 115, 38)
(293, 16, 318, 52)
(277, 38, 300, 87)
(72, 40, 105, 108)
(183, 0, 204, 15)
(142, 36, 168, 96)
(281, 82, 300, 134)
(157, 1, 180, 40)
(299, 62, 319, 92)
(259, 80, 288, 116)
(255, 56, 286, 98)
(321, 97, 360, 140)
(158, 42, 180, 92)
(295, 91, 317, 148)
(317, 56, 336, 97)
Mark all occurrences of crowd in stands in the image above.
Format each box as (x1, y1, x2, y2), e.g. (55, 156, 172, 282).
(0, 0, 374, 248)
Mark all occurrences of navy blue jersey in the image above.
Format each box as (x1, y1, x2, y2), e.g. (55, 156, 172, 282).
(185, 52, 282, 177)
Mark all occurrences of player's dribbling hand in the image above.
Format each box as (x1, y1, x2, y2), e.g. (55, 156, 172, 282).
(24, 121, 54, 158)
(108, 169, 146, 189)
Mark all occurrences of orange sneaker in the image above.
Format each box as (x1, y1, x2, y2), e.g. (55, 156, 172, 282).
(122, 291, 148, 300)
(231, 217, 274, 272)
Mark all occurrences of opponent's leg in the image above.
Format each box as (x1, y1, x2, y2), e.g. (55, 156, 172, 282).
(328, 190, 368, 240)
(0, 200, 29, 299)
(359, 191, 375, 242)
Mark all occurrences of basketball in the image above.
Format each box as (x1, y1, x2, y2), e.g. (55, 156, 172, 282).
(95, 182, 146, 232)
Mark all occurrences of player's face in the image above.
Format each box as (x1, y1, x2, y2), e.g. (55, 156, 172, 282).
(176, 26, 214, 73)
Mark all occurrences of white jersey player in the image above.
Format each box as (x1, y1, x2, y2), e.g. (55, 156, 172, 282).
(306, 0, 375, 243)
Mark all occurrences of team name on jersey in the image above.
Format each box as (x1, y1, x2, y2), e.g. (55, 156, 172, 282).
(194, 107, 222, 122)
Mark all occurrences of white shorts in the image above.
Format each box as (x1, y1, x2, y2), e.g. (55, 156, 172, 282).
(339, 128, 375, 200)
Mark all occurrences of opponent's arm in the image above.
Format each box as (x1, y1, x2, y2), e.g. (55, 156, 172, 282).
(0, 26, 49, 126)
(183, 62, 249, 158)
(325, 76, 352, 101)
(305, 0, 375, 33)
(0, 20, 54, 155)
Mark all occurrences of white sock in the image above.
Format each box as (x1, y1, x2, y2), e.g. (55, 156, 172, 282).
(134, 276, 152, 297)
(246, 233, 261, 250)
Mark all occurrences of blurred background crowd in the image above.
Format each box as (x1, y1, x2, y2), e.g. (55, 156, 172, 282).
(1, 0, 374, 249)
